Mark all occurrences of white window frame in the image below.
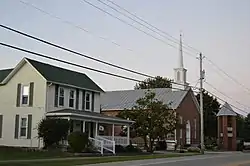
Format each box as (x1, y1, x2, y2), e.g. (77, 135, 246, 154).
(21, 85, 29, 106)
(19, 116, 28, 138)
(69, 89, 75, 108)
(58, 87, 65, 107)
(180, 116, 183, 139)
(85, 92, 92, 111)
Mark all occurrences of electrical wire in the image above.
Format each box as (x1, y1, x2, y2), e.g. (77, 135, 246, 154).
(0, 24, 199, 89)
(99, 0, 200, 54)
(81, 0, 197, 58)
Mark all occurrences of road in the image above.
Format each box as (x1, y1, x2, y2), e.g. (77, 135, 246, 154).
(84, 152, 250, 166)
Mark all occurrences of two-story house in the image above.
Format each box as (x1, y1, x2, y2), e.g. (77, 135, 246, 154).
(0, 57, 133, 154)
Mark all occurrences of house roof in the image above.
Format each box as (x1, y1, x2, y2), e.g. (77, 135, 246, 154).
(100, 88, 189, 110)
(0, 68, 13, 83)
(217, 102, 237, 116)
(46, 109, 134, 124)
(26, 58, 104, 92)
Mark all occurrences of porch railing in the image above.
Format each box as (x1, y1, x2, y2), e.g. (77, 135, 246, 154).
(101, 136, 128, 146)
(95, 136, 115, 154)
(89, 137, 104, 155)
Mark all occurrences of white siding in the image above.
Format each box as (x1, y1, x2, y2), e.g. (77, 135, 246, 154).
(46, 84, 101, 113)
(0, 62, 46, 148)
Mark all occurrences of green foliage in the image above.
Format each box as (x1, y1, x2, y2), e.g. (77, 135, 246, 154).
(196, 91, 220, 139)
(187, 147, 201, 153)
(38, 118, 69, 149)
(68, 131, 89, 153)
(242, 114, 250, 141)
(118, 90, 178, 153)
(134, 76, 172, 89)
(125, 145, 142, 153)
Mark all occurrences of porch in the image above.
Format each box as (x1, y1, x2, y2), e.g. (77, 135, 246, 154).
(46, 109, 134, 155)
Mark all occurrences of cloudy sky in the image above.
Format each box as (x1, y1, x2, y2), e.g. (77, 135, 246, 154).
(0, 0, 250, 115)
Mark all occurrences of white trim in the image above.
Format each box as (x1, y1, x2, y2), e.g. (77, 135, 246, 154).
(85, 92, 92, 111)
(25, 58, 47, 82)
(19, 116, 28, 139)
(46, 112, 134, 124)
(58, 87, 65, 107)
(69, 89, 76, 108)
(48, 81, 103, 93)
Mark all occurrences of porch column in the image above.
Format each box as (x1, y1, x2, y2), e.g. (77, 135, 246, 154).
(127, 125, 130, 145)
(112, 124, 115, 141)
(95, 122, 98, 137)
(174, 129, 177, 141)
(82, 121, 85, 132)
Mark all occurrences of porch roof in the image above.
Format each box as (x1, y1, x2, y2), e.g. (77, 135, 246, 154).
(46, 109, 134, 125)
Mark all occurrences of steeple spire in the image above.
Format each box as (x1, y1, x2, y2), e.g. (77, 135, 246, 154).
(179, 33, 184, 68)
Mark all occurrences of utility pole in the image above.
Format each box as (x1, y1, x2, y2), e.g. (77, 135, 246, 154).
(199, 53, 205, 154)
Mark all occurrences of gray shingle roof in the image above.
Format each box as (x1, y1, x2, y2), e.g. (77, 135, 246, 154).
(100, 88, 188, 110)
(0, 68, 13, 83)
(26, 58, 104, 92)
(217, 102, 237, 116)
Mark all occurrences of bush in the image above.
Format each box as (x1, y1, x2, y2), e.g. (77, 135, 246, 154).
(68, 132, 89, 153)
(115, 145, 126, 153)
(187, 147, 201, 153)
(155, 141, 166, 150)
(38, 118, 69, 149)
(125, 145, 142, 153)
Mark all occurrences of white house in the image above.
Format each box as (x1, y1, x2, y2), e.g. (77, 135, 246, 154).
(0, 57, 133, 154)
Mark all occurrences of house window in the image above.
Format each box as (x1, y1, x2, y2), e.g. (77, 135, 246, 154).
(59, 87, 65, 106)
(20, 117, 27, 137)
(69, 90, 75, 108)
(85, 92, 91, 110)
(22, 85, 29, 105)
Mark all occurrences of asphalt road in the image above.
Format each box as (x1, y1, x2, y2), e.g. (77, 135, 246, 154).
(84, 152, 250, 166)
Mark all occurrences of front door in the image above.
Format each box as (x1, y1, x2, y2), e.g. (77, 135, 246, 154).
(85, 122, 94, 138)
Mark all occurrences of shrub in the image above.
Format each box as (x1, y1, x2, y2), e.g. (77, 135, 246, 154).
(125, 145, 142, 153)
(115, 145, 126, 153)
(68, 132, 89, 153)
(187, 146, 201, 153)
(38, 118, 69, 149)
(156, 141, 166, 150)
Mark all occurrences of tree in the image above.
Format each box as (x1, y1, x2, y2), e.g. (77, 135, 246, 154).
(236, 115, 245, 138)
(118, 90, 178, 152)
(242, 114, 250, 141)
(196, 91, 220, 143)
(38, 118, 70, 149)
(134, 76, 172, 89)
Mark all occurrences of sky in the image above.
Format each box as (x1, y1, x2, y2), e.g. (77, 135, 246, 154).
(0, 0, 250, 115)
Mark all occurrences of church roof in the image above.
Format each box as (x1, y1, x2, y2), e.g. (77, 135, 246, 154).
(100, 88, 191, 110)
(217, 102, 237, 116)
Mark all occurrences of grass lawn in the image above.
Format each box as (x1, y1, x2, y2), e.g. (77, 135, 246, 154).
(0, 153, 198, 166)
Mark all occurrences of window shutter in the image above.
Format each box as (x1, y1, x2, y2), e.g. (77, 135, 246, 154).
(14, 115, 19, 139)
(54, 84, 59, 107)
(76, 89, 79, 110)
(0, 115, 3, 138)
(91, 92, 95, 112)
(27, 115, 32, 139)
(29, 82, 34, 107)
(16, 84, 21, 107)
(82, 90, 85, 110)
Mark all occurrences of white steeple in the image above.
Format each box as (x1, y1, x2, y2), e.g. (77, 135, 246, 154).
(173, 33, 189, 90)
(179, 34, 184, 68)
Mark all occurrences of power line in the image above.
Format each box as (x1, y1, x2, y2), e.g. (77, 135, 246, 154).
(19, 0, 135, 53)
(0, 42, 199, 93)
(0, 24, 199, 89)
(81, 0, 197, 58)
(205, 81, 250, 110)
(102, 0, 200, 53)
(205, 57, 250, 96)
(204, 89, 249, 115)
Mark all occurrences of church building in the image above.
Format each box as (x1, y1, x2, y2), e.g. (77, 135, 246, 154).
(100, 34, 201, 147)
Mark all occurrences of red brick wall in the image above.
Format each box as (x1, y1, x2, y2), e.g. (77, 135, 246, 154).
(175, 90, 200, 146)
(101, 90, 200, 146)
